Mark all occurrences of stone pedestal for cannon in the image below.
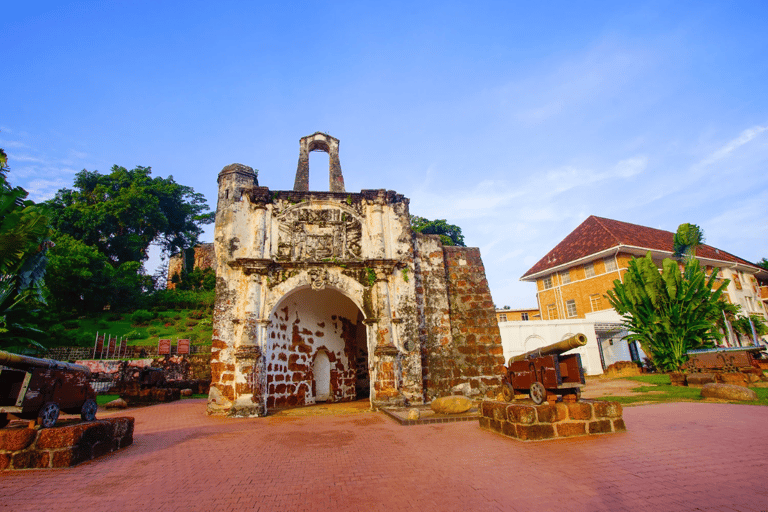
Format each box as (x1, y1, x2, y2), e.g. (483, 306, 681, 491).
(0, 350, 97, 428)
(501, 334, 587, 404)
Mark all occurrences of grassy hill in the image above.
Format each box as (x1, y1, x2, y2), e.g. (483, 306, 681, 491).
(45, 290, 215, 349)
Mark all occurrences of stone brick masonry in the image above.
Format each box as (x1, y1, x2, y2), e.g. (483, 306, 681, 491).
(420, 247, 505, 399)
(479, 399, 625, 441)
(0, 417, 134, 470)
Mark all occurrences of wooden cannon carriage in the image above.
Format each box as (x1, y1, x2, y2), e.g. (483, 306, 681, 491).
(0, 350, 97, 428)
(501, 334, 587, 404)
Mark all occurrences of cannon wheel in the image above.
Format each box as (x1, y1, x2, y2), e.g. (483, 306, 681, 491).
(37, 402, 60, 428)
(0, 413, 9, 429)
(502, 382, 515, 402)
(81, 398, 98, 422)
(530, 382, 546, 405)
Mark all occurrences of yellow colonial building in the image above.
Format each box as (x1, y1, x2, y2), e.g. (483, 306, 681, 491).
(520, 216, 768, 325)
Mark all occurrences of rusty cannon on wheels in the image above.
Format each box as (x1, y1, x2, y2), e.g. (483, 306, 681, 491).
(501, 333, 587, 405)
(0, 350, 97, 428)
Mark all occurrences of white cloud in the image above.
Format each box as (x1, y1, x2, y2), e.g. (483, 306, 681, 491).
(0, 139, 29, 149)
(701, 125, 768, 165)
(613, 156, 647, 178)
(11, 154, 46, 163)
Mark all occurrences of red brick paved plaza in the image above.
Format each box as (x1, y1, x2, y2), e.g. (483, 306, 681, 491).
(1, 399, 767, 511)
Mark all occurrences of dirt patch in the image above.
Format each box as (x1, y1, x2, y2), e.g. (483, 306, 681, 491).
(581, 377, 660, 399)
(270, 398, 373, 417)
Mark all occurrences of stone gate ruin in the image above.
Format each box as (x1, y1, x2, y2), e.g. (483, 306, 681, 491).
(208, 132, 505, 417)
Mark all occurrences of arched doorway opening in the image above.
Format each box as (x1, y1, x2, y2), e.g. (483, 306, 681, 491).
(265, 286, 369, 409)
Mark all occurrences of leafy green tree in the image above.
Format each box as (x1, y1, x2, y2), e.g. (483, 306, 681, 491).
(410, 215, 466, 246)
(672, 223, 704, 262)
(606, 253, 728, 371)
(45, 234, 151, 314)
(0, 149, 53, 352)
(47, 166, 213, 265)
(757, 258, 768, 271)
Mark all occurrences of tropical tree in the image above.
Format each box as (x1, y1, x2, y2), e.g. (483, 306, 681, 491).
(44, 234, 150, 314)
(672, 223, 704, 262)
(47, 166, 213, 265)
(0, 148, 53, 352)
(757, 258, 768, 271)
(410, 215, 466, 246)
(605, 253, 729, 371)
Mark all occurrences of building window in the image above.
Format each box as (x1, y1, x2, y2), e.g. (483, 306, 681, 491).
(543, 275, 553, 289)
(733, 275, 742, 290)
(547, 304, 558, 319)
(499, 314, 507, 322)
(604, 257, 617, 272)
(560, 271, 571, 284)
(590, 294, 602, 311)
(566, 300, 577, 318)
(584, 263, 596, 278)
(521, 312, 529, 321)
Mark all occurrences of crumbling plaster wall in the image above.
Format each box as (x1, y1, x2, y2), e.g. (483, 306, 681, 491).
(208, 160, 503, 417)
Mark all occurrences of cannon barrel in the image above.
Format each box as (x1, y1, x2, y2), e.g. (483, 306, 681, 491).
(0, 350, 91, 376)
(507, 333, 588, 365)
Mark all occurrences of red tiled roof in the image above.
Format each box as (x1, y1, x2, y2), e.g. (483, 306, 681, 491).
(521, 216, 760, 279)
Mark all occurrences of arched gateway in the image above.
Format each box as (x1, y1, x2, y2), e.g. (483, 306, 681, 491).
(207, 134, 506, 417)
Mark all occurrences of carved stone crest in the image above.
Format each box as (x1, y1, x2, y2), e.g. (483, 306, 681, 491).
(276, 205, 362, 262)
(309, 268, 328, 290)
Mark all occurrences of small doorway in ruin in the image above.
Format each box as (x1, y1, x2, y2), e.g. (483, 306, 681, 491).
(266, 286, 370, 409)
(313, 350, 331, 401)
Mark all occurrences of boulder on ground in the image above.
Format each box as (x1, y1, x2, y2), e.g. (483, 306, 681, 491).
(180, 388, 193, 397)
(701, 383, 757, 401)
(603, 361, 642, 378)
(430, 395, 473, 415)
(105, 398, 128, 409)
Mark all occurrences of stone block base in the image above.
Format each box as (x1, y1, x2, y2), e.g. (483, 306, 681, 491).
(121, 387, 181, 404)
(0, 417, 134, 470)
(479, 400, 625, 441)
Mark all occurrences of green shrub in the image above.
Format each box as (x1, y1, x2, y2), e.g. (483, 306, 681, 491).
(147, 326, 160, 335)
(63, 319, 80, 329)
(124, 329, 145, 340)
(131, 309, 154, 325)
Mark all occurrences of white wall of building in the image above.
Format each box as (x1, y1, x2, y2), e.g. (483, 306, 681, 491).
(497, 319, 604, 376)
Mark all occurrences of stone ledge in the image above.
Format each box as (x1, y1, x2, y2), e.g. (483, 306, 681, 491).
(479, 400, 626, 441)
(0, 417, 134, 470)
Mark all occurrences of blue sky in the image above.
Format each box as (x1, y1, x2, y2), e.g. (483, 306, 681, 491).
(3, 1, 767, 308)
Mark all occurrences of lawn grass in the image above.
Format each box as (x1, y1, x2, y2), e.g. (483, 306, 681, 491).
(96, 394, 120, 406)
(597, 373, 768, 406)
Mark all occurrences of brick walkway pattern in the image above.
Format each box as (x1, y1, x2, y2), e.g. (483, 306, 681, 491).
(1, 400, 767, 512)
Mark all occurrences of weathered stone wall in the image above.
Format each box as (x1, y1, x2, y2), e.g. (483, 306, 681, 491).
(0, 417, 134, 469)
(480, 400, 626, 441)
(208, 136, 504, 417)
(419, 246, 505, 400)
(167, 243, 216, 289)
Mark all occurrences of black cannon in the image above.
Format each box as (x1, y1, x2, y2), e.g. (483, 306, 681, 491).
(0, 350, 97, 428)
(501, 334, 587, 404)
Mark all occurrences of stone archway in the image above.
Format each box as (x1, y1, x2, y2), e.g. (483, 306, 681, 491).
(264, 286, 369, 409)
